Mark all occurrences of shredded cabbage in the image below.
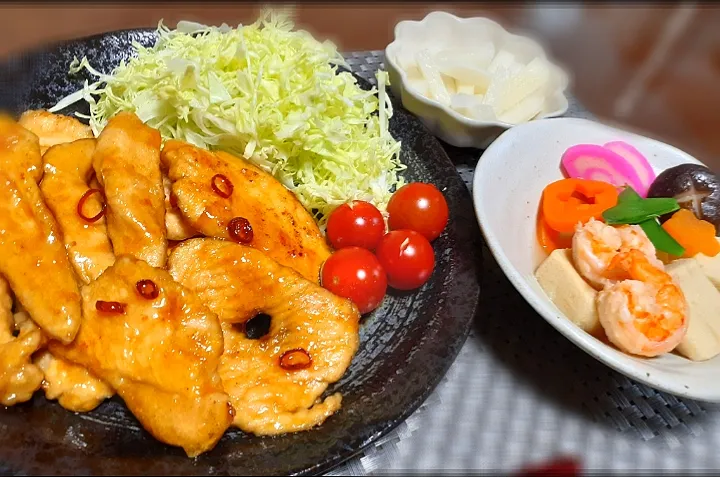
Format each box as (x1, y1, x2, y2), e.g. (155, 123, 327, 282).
(51, 10, 405, 225)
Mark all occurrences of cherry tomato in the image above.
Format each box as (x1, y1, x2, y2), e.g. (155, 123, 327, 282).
(326, 200, 386, 250)
(375, 230, 435, 290)
(387, 182, 449, 242)
(321, 247, 387, 314)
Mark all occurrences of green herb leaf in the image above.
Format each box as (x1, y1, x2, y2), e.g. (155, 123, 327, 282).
(603, 186, 680, 225)
(604, 199, 680, 224)
(617, 186, 643, 204)
(639, 218, 685, 256)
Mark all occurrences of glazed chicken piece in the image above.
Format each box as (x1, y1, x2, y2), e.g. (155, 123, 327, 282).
(31, 114, 117, 400)
(168, 239, 360, 435)
(34, 351, 114, 413)
(49, 256, 233, 457)
(18, 109, 93, 155)
(0, 279, 14, 327)
(161, 140, 332, 282)
(0, 117, 82, 343)
(15, 297, 114, 412)
(41, 138, 115, 283)
(0, 114, 42, 182)
(11, 305, 46, 346)
(93, 112, 167, 267)
(219, 322, 344, 435)
(163, 175, 197, 241)
(0, 277, 44, 406)
(0, 276, 14, 336)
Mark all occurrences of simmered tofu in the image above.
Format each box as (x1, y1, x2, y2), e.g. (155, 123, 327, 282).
(694, 238, 720, 290)
(667, 259, 720, 361)
(535, 248, 603, 337)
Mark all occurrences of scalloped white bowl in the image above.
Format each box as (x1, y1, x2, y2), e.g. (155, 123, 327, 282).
(385, 11, 570, 149)
(473, 117, 720, 402)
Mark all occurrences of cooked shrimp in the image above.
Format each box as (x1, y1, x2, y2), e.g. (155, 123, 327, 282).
(617, 225, 664, 269)
(597, 249, 688, 357)
(572, 219, 622, 289)
(572, 219, 663, 289)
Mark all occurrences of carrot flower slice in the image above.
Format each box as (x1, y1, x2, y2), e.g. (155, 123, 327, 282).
(662, 209, 720, 258)
(541, 178, 619, 234)
(536, 207, 573, 254)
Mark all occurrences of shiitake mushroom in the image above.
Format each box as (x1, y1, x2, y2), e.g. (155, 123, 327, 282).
(647, 163, 720, 235)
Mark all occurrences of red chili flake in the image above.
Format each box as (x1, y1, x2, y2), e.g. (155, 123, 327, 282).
(228, 217, 253, 243)
(96, 300, 126, 314)
(77, 189, 107, 223)
(279, 348, 312, 371)
(211, 174, 234, 198)
(136, 279, 159, 300)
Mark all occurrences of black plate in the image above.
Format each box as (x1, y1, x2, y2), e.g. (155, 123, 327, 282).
(0, 29, 481, 476)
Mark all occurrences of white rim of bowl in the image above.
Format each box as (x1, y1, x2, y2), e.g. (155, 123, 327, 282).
(384, 11, 571, 128)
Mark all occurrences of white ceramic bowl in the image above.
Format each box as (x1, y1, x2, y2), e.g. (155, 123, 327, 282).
(385, 11, 570, 149)
(473, 116, 720, 402)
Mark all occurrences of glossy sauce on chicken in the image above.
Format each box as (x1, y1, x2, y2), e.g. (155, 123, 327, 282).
(168, 239, 360, 435)
(162, 141, 332, 282)
(49, 256, 233, 457)
(0, 116, 82, 343)
(41, 138, 116, 283)
(93, 113, 167, 267)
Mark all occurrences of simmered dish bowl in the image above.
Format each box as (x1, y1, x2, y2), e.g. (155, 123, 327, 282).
(474, 117, 720, 402)
(0, 12, 480, 476)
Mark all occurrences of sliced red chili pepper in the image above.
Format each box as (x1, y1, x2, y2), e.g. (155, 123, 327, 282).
(228, 217, 253, 243)
(279, 348, 312, 371)
(96, 300, 126, 314)
(136, 279, 159, 300)
(211, 174, 234, 198)
(77, 188, 107, 223)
